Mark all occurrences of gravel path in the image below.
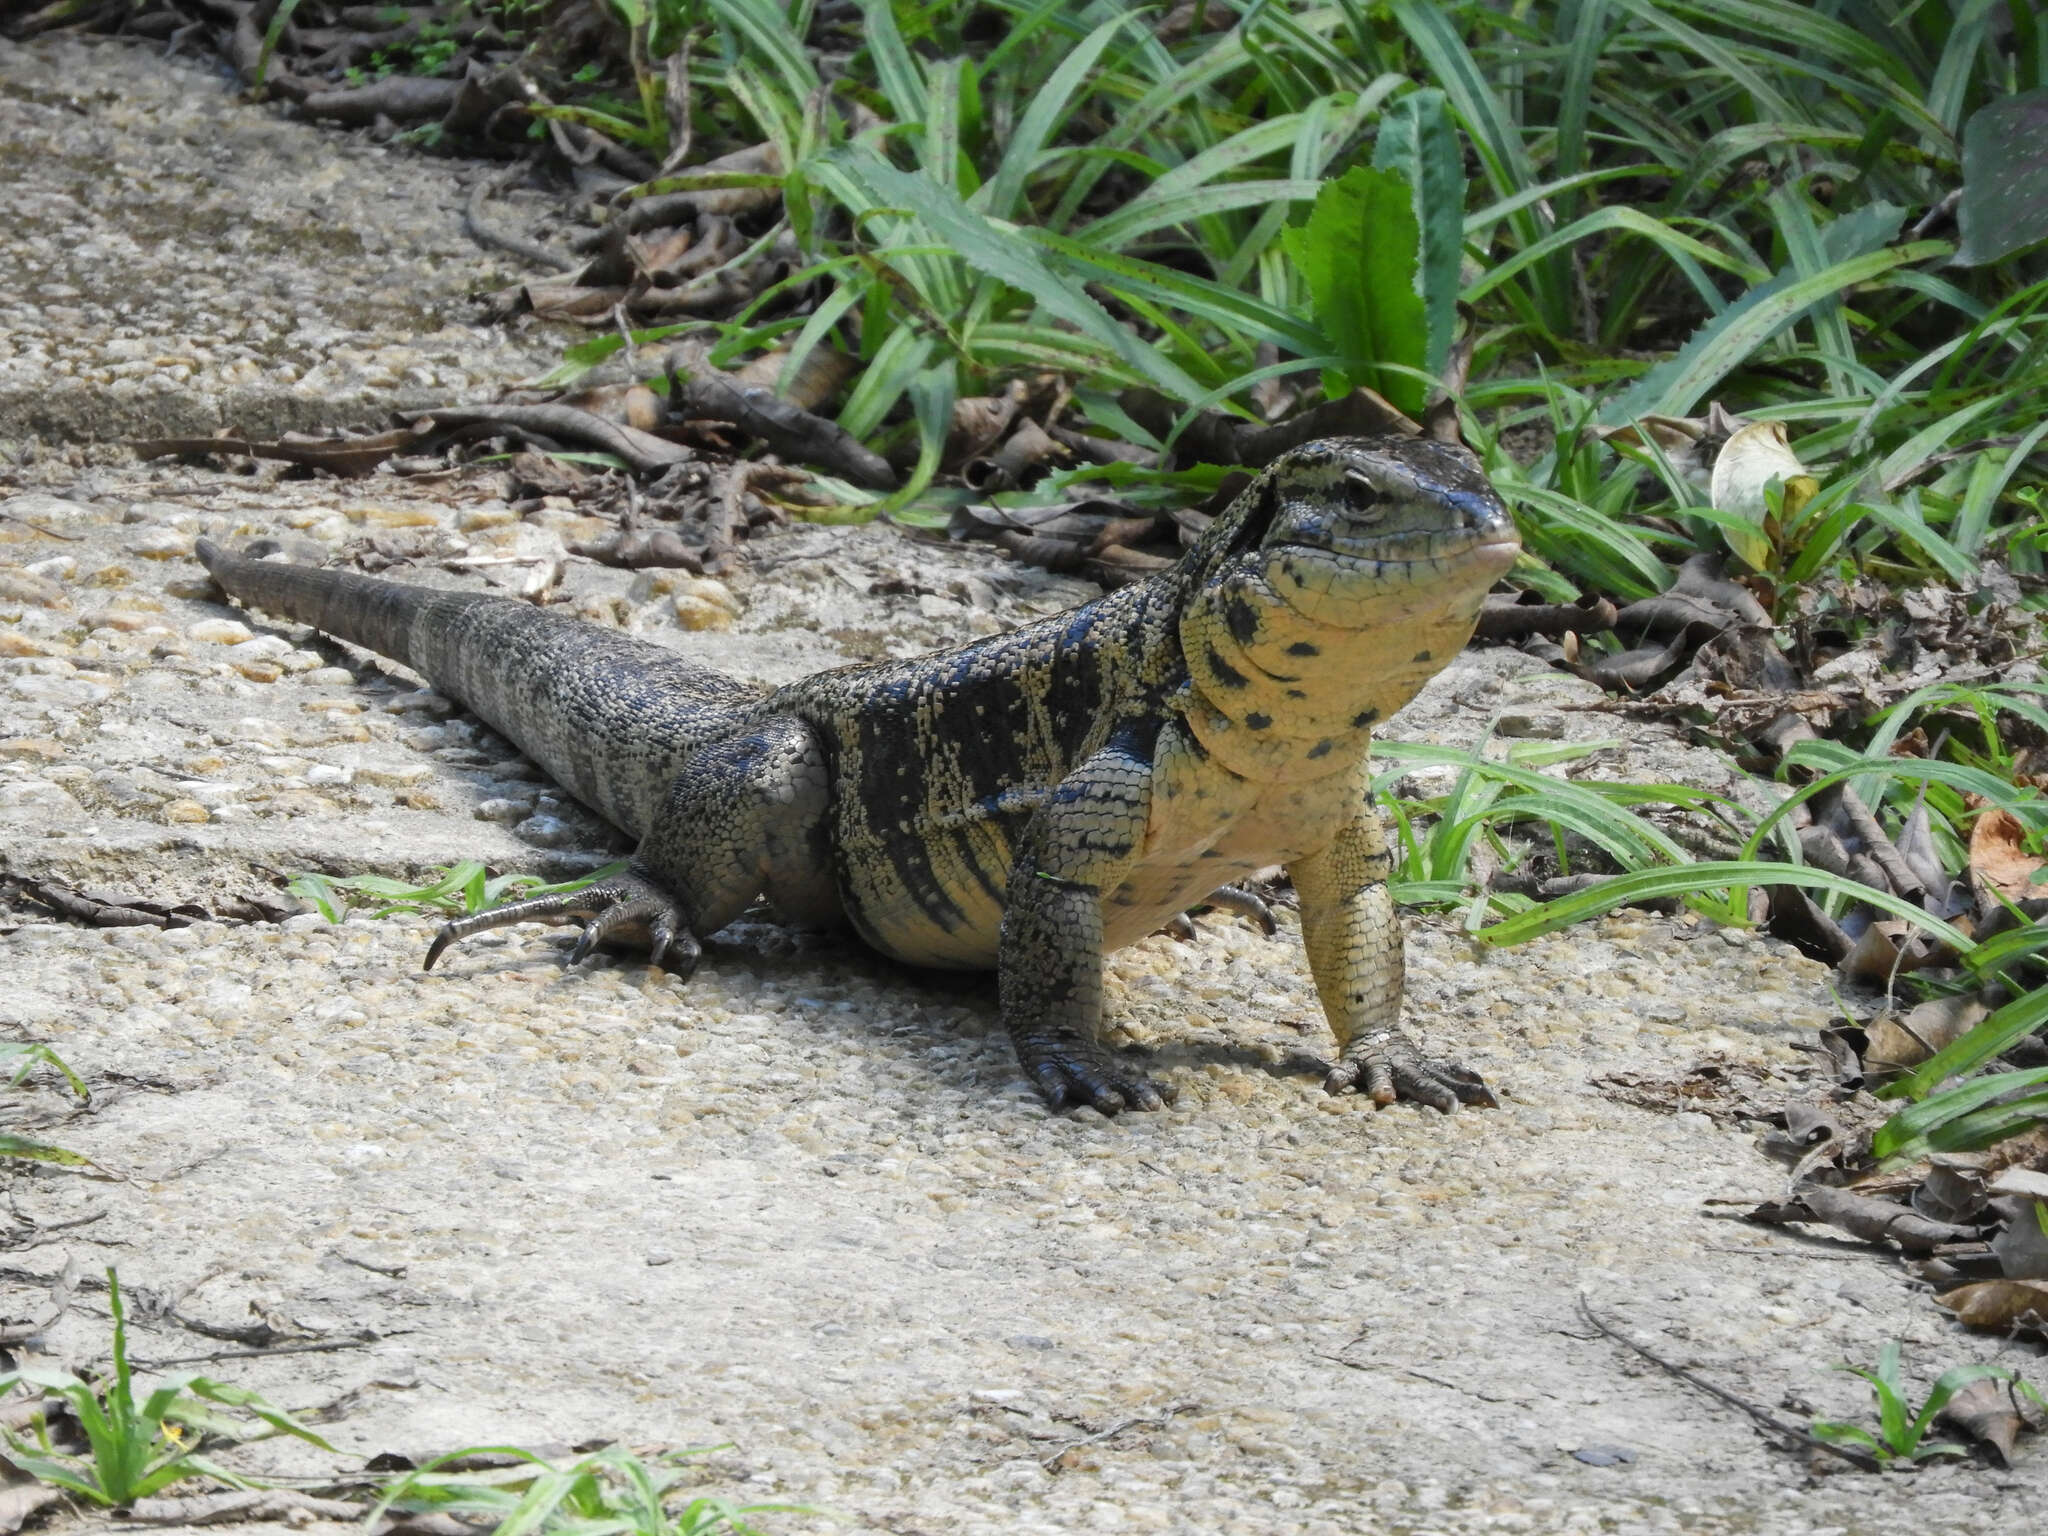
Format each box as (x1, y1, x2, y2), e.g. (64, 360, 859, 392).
(2, 31, 2041, 1536)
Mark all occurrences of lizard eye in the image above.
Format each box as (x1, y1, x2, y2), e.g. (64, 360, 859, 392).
(1342, 469, 1384, 521)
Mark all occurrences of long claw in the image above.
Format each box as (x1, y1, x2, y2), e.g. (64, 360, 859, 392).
(1324, 1027, 1495, 1112)
(421, 868, 695, 977)
(1162, 883, 1281, 943)
(1203, 882, 1279, 936)
(1022, 1035, 1174, 1116)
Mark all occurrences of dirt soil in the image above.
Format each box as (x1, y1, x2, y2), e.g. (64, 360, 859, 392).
(2, 30, 2044, 1536)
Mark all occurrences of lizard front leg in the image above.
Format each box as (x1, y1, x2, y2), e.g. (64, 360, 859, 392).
(1288, 805, 1496, 1112)
(1000, 725, 1170, 1114)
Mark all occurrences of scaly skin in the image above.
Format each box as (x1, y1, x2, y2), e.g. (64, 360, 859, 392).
(194, 435, 1519, 1116)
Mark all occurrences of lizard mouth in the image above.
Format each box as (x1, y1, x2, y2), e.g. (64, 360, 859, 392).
(1268, 527, 1520, 575)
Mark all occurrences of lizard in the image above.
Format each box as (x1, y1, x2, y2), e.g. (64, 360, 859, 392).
(193, 435, 1519, 1116)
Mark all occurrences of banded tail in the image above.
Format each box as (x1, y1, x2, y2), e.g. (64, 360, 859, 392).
(193, 539, 762, 838)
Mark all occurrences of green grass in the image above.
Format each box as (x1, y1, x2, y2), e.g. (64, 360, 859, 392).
(1810, 1341, 2040, 1466)
(367, 1441, 813, 1536)
(0, 1270, 334, 1507)
(424, 1, 2038, 587)
(0, 1040, 91, 1168)
(287, 859, 630, 924)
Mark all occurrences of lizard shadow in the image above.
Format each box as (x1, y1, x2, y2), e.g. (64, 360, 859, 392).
(510, 914, 1332, 1106)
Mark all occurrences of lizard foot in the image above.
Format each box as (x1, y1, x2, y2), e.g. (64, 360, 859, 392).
(1202, 882, 1280, 936)
(1018, 1034, 1176, 1116)
(1324, 1027, 1496, 1112)
(1162, 883, 1282, 943)
(423, 866, 701, 978)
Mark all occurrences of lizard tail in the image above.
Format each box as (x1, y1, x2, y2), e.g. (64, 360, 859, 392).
(196, 536, 446, 672)
(192, 538, 765, 838)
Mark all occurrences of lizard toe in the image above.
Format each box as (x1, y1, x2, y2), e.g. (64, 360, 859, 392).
(1025, 1040, 1173, 1116)
(1325, 1028, 1495, 1113)
(424, 867, 697, 976)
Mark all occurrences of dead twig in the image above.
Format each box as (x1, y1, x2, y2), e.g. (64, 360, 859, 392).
(668, 361, 895, 490)
(1576, 1295, 1881, 1472)
(130, 1335, 384, 1370)
(1040, 1401, 1198, 1471)
(117, 1490, 367, 1526)
(465, 163, 577, 274)
(0, 1255, 79, 1345)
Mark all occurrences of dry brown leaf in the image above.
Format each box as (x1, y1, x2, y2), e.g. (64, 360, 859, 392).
(1969, 807, 2045, 902)
(559, 384, 667, 433)
(1864, 992, 1992, 1075)
(1936, 1376, 2032, 1466)
(730, 348, 859, 415)
(1749, 1183, 1983, 1252)
(0, 1483, 61, 1535)
(1991, 1197, 2048, 1280)
(1935, 1278, 2048, 1333)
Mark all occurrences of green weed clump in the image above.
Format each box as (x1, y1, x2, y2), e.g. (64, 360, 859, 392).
(1811, 1341, 2042, 1466)
(0, 1270, 334, 1507)
(368, 1441, 813, 1536)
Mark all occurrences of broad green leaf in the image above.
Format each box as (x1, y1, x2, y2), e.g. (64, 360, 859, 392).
(1957, 88, 2048, 265)
(1284, 166, 1430, 413)
(1372, 88, 1464, 376)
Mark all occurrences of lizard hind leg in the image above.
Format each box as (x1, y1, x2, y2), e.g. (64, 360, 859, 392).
(423, 716, 833, 983)
(423, 867, 701, 976)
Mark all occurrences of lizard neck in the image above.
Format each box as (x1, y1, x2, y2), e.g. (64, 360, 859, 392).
(1171, 545, 1490, 781)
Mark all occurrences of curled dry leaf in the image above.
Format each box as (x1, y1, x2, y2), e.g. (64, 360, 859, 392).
(1748, 1182, 1985, 1252)
(1863, 992, 1992, 1076)
(946, 394, 1024, 467)
(1937, 1376, 2034, 1466)
(1914, 1158, 1994, 1226)
(1709, 418, 1818, 571)
(1597, 402, 1755, 492)
(558, 384, 667, 433)
(1969, 807, 2046, 902)
(1990, 1197, 2048, 1280)
(964, 421, 1068, 492)
(730, 347, 860, 416)
(0, 1484, 63, 1535)
(1935, 1278, 2048, 1335)
(1709, 419, 1809, 516)
(1474, 592, 1618, 642)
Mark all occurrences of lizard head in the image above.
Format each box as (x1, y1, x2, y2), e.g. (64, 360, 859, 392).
(1248, 437, 1520, 629)
(1177, 437, 1519, 759)
(1259, 436, 1518, 571)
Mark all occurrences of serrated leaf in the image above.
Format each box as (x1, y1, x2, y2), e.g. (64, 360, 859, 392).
(1372, 88, 1464, 377)
(1284, 166, 1430, 414)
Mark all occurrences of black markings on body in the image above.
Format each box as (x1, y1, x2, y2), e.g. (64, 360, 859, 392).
(1286, 641, 1320, 657)
(1223, 596, 1261, 645)
(1412, 649, 1432, 663)
(1245, 712, 1271, 731)
(1351, 707, 1379, 729)
(1205, 645, 1249, 689)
